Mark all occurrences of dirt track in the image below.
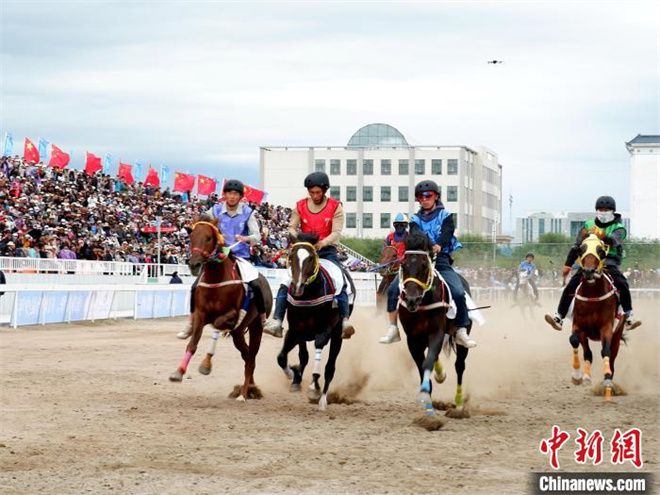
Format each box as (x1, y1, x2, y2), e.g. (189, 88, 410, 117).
(1, 300, 658, 494)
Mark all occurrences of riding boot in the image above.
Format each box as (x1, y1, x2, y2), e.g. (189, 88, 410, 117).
(264, 284, 287, 338)
(379, 323, 401, 344)
(455, 327, 476, 348)
(337, 290, 355, 339)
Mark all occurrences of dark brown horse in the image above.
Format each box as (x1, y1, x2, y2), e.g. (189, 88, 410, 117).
(375, 244, 400, 313)
(398, 232, 473, 416)
(569, 234, 625, 402)
(169, 219, 273, 401)
(276, 233, 354, 412)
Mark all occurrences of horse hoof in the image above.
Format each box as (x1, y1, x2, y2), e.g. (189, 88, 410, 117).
(317, 394, 328, 412)
(307, 387, 321, 402)
(417, 392, 431, 404)
(582, 375, 592, 386)
(571, 370, 583, 386)
(198, 365, 212, 376)
(169, 371, 183, 382)
(604, 388, 613, 402)
(290, 383, 301, 392)
(434, 370, 447, 384)
(235, 395, 246, 402)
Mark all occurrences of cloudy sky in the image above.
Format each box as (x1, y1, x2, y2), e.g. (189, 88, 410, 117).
(1, 1, 658, 232)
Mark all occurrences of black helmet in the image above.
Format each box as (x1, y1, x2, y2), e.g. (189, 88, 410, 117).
(595, 196, 616, 211)
(223, 179, 244, 195)
(525, 252, 535, 259)
(304, 172, 330, 191)
(414, 180, 440, 196)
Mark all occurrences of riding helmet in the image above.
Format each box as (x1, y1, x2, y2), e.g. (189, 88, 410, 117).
(304, 172, 330, 191)
(595, 196, 616, 211)
(223, 179, 245, 195)
(414, 180, 440, 196)
(393, 213, 409, 224)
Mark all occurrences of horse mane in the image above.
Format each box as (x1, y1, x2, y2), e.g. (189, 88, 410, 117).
(295, 232, 320, 245)
(404, 231, 431, 253)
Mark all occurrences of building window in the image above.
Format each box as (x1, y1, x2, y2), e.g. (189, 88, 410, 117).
(347, 159, 357, 175)
(381, 213, 391, 228)
(346, 186, 357, 202)
(381, 159, 391, 175)
(398, 186, 409, 202)
(363, 213, 373, 229)
(398, 159, 409, 175)
(329, 186, 340, 201)
(363, 159, 373, 175)
(381, 186, 391, 202)
(538, 218, 545, 236)
(346, 213, 356, 229)
(447, 159, 458, 175)
(330, 159, 340, 175)
(415, 159, 425, 175)
(432, 159, 442, 174)
(447, 186, 458, 202)
(315, 159, 325, 173)
(363, 186, 373, 202)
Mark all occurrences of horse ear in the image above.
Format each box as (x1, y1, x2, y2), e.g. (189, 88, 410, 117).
(579, 243, 588, 254)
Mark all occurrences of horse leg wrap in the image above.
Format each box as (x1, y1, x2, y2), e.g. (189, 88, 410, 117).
(455, 385, 464, 409)
(420, 370, 431, 393)
(179, 351, 193, 373)
(584, 361, 592, 377)
(603, 357, 612, 378)
(207, 329, 221, 357)
(313, 349, 322, 375)
(572, 349, 580, 370)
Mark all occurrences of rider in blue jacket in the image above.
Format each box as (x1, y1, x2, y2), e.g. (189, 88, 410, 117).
(515, 252, 539, 300)
(379, 180, 475, 348)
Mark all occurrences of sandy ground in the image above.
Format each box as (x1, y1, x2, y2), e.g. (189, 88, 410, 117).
(1, 299, 659, 495)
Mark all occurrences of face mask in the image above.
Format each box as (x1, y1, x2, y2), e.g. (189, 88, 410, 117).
(596, 211, 615, 224)
(394, 225, 407, 235)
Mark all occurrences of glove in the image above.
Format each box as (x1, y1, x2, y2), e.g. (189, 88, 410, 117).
(562, 266, 571, 277)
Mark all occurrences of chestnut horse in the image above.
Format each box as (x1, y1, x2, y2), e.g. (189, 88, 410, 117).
(276, 233, 354, 412)
(169, 219, 273, 401)
(568, 234, 626, 402)
(398, 232, 473, 417)
(375, 245, 400, 313)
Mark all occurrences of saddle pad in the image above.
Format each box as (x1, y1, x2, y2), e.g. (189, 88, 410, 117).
(319, 258, 354, 299)
(234, 257, 259, 283)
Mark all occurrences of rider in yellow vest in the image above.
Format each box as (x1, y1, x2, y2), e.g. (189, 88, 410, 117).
(544, 196, 641, 331)
(263, 172, 355, 339)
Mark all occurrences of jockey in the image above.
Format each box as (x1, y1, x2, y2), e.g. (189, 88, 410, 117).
(176, 179, 267, 339)
(385, 213, 409, 259)
(515, 252, 539, 300)
(263, 171, 355, 340)
(544, 196, 641, 331)
(379, 180, 475, 348)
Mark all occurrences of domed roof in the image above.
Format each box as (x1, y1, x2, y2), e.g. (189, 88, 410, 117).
(347, 123, 408, 147)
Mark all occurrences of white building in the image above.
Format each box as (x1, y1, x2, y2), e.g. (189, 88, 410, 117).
(516, 211, 631, 243)
(260, 123, 503, 239)
(626, 135, 660, 240)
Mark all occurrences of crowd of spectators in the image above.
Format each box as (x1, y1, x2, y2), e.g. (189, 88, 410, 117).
(0, 156, 370, 271)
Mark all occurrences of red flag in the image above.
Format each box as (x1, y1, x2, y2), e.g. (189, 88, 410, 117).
(143, 166, 160, 187)
(48, 144, 70, 169)
(243, 184, 266, 204)
(84, 152, 102, 175)
(118, 162, 135, 185)
(173, 171, 195, 192)
(197, 174, 217, 196)
(24, 138, 40, 162)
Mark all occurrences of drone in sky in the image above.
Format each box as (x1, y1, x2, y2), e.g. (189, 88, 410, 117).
(487, 60, 504, 65)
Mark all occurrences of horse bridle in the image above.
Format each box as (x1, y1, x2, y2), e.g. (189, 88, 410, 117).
(190, 221, 227, 262)
(400, 250, 434, 295)
(288, 242, 320, 285)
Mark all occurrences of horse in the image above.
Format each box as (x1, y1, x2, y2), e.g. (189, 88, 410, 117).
(168, 218, 273, 401)
(513, 269, 539, 318)
(276, 233, 355, 412)
(375, 244, 400, 313)
(398, 232, 473, 417)
(568, 234, 626, 402)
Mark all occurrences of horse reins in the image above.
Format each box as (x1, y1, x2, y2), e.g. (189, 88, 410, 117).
(400, 250, 434, 294)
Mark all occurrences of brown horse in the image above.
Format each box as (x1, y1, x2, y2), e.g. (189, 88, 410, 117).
(398, 232, 473, 417)
(569, 234, 625, 402)
(376, 244, 400, 313)
(168, 219, 273, 401)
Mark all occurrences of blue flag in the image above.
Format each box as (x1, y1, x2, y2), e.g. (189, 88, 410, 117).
(160, 165, 169, 183)
(103, 154, 113, 174)
(134, 161, 143, 180)
(3, 132, 13, 157)
(38, 138, 50, 161)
